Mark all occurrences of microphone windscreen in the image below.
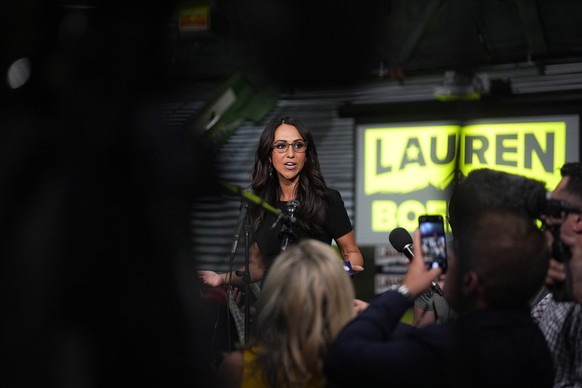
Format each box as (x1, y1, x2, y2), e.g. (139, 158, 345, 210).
(389, 227, 413, 252)
(525, 185, 549, 218)
(285, 200, 300, 219)
(286, 199, 300, 208)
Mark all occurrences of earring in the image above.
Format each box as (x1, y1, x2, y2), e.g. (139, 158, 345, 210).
(269, 164, 273, 178)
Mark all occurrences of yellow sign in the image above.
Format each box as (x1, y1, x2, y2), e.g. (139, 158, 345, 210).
(459, 122, 565, 187)
(365, 125, 460, 194)
(360, 121, 569, 236)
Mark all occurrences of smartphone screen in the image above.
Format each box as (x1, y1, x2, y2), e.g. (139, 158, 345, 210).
(418, 215, 448, 273)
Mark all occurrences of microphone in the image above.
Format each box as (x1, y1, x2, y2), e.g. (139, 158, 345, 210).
(389, 227, 414, 260)
(286, 199, 300, 220)
(389, 227, 444, 296)
(279, 200, 300, 252)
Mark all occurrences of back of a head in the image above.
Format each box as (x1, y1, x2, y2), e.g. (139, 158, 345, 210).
(449, 168, 547, 234)
(455, 208, 549, 308)
(258, 239, 355, 339)
(449, 169, 549, 308)
(254, 239, 355, 385)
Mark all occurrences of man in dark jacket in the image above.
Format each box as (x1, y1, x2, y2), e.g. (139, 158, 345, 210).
(325, 169, 554, 388)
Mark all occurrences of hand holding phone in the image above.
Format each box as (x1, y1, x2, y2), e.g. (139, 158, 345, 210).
(401, 229, 444, 298)
(418, 215, 448, 273)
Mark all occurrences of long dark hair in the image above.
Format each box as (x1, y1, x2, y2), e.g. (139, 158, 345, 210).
(249, 115, 327, 236)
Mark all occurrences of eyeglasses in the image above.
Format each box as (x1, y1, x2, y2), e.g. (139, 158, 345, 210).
(272, 140, 308, 153)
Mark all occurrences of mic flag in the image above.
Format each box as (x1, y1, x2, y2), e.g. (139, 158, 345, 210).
(221, 181, 281, 217)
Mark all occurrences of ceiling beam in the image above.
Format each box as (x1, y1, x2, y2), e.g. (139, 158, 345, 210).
(396, 0, 448, 65)
(514, 0, 548, 58)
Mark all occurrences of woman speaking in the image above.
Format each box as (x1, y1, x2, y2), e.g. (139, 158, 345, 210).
(199, 115, 364, 286)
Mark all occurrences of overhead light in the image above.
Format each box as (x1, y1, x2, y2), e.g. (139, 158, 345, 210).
(433, 71, 489, 102)
(6, 57, 31, 89)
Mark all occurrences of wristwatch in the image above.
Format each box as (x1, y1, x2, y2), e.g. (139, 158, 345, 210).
(389, 284, 413, 301)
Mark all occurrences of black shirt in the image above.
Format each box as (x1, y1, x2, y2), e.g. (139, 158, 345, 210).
(255, 188, 352, 269)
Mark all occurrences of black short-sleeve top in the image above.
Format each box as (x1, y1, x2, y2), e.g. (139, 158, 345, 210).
(255, 188, 353, 269)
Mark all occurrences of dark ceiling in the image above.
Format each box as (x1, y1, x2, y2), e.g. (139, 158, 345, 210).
(4, 0, 582, 100)
(173, 0, 582, 88)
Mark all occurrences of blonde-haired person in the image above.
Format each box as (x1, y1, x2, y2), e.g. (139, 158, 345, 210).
(214, 239, 356, 388)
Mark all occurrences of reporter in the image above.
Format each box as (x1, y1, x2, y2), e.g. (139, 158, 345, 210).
(325, 170, 553, 388)
(532, 162, 582, 387)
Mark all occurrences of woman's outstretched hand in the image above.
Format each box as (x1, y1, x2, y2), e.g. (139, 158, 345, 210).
(198, 270, 224, 287)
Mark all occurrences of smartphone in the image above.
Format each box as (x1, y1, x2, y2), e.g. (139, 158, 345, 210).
(343, 259, 354, 277)
(418, 215, 448, 273)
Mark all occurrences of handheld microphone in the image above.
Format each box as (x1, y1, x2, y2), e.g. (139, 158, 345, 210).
(389, 227, 414, 260)
(388, 227, 444, 296)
